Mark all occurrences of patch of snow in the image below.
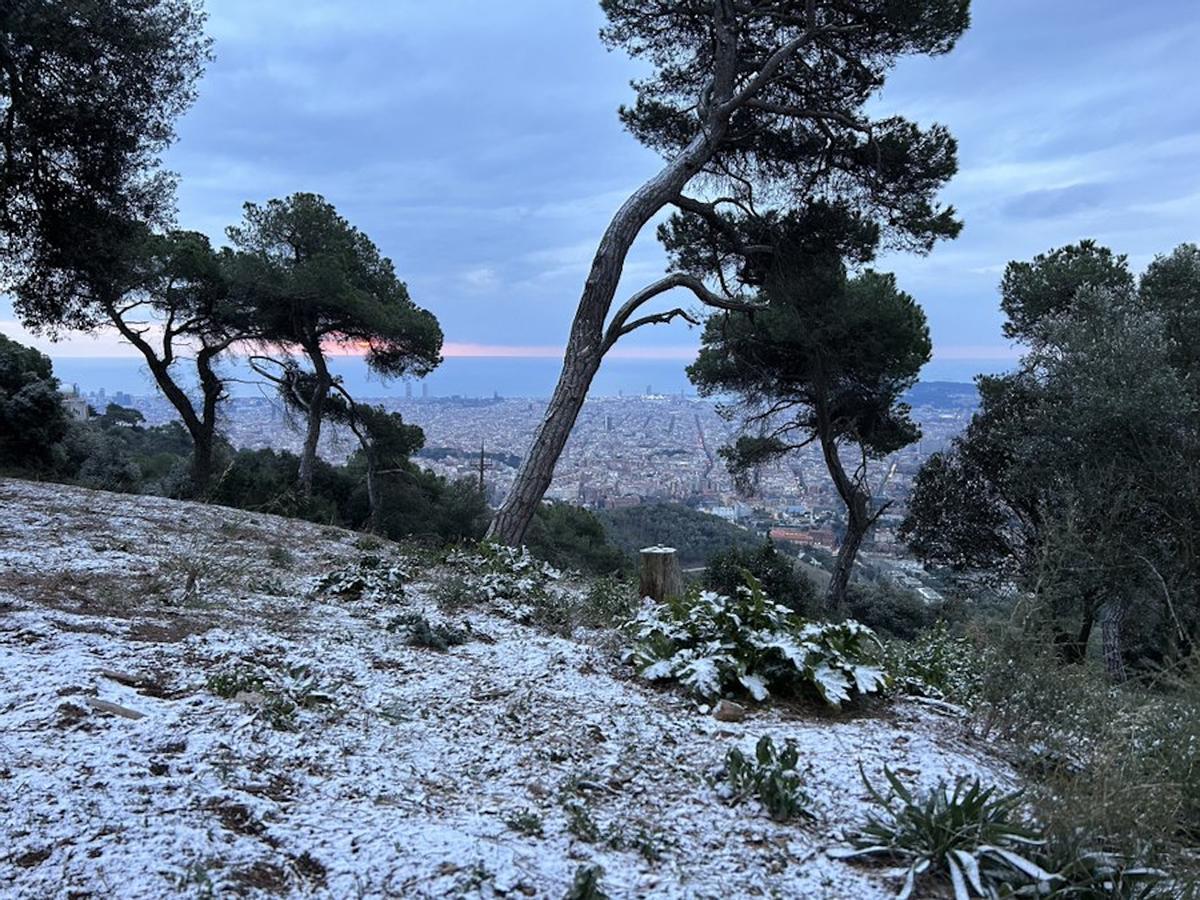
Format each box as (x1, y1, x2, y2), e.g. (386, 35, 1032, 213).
(0, 478, 1014, 898)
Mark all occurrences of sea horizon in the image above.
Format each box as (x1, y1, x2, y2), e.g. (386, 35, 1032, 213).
(46, 354, 1011, 401)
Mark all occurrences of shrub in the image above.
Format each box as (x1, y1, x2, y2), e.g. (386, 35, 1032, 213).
(388, 612, 476, 651)
(971, 639, 1200, 891)
(443, 541, 613, 638)
(524, 502, 629, 575)
(714, 735, 813, 822)
(206, 663, 333, 731)
(445, 543, 566, 618)
(884, 622, 986, 705)
(705, 542, 816, 615)
(834, 767, 1050, 899)
(625, 578, 886, 707)
(313, 554, 408, 604)
(504, 809, 544, 838)
(579, 576, 637, 629)
(564, 865, 608, 900)
(846, 581, 943, 641)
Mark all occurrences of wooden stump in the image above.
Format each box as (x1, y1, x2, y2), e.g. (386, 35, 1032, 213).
(639, 546, 683, 602)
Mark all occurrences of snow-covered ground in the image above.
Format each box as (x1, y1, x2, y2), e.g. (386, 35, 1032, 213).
(0, 478, 1011, 898)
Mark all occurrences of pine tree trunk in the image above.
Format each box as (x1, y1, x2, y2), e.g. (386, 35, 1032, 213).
(365, 451, 380, 531)
(190, 432, 214, 498)
(826, 520, 865, 613)
(486, 346, 602, 544)
(191, 346, 224, 498)
(297, 360, 331, 499)
(816, 415, 870, 614)
(486, 128, 725, 546)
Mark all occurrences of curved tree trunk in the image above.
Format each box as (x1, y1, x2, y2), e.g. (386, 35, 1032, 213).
(486, 346, 603, 545)
(486, 129, 726, 546)
(816, 412, 873, 614)
(364, 447, 381, 530)
(190, 346, 226, 497)
(826, 505, 867, 613)
(105, 304, 222, 497)
(297, 350, 331, 498)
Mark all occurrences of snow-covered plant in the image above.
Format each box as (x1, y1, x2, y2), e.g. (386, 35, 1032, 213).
(313, 554, 408, 604)
(884, 622, 984, 706)
(444, 541, 567, 621)
(206, 663, 334, 731)
(624, 577, 887, 707)
(714, 735, 814, 822)
(388, 612, 477, 651)
(504, 809, 544, 838)
(832, 767, 1050, 900)
(564, 864, 609, 900)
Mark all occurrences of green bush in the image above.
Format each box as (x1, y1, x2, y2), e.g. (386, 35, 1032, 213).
(206, 663, 333, 731)
(846, 580, 943, 641)
(705, 541, 816, 615)
(524, 502, 629, 575)
(714, 735, 813, 822)
(564, 865, 608, 900)
(313, 555, 409, 604)
(388, 612, 476, 651)
(625, 577, 886, 707)
(884, 622, 985, 705)
(444, 542, 567, 621)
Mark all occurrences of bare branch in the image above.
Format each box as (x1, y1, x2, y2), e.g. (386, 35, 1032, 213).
(601, 272, 764, 354)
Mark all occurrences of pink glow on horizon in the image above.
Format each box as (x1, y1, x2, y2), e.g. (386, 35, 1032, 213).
(1, 320, 1021, 364)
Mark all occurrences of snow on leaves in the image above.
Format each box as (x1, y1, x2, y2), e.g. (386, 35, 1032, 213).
(625, 579, 888, 707)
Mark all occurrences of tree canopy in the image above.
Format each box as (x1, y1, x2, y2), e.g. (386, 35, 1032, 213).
(0, 0, 210, 330)
(902, 242, 1200, 676)
(688, 217, 930, 610)
(230, 193, 443, 494)
(0, 331, 69, 471)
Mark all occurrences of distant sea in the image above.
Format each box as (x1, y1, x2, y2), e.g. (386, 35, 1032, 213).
(49, 355, 1012, 401)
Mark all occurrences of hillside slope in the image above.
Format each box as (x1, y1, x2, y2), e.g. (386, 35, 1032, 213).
(0, 479, 1010, 899)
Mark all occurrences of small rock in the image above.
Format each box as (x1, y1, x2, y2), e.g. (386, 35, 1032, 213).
(712, 699, 747, 722)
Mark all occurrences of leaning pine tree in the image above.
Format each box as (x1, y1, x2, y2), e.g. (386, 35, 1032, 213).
(487, 0, 969, 545)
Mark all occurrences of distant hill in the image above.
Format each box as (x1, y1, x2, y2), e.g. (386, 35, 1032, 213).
(903, 380, 979, 410)
(597, 502, 763, 568)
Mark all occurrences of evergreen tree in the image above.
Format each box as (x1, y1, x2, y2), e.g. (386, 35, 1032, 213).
(230, 193, 442, 496)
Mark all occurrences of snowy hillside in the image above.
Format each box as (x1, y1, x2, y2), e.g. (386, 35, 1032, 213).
(0, 478, 1011, 899)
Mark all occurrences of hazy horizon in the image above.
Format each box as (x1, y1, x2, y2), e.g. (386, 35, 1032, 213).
(49, 354, 1008, 401)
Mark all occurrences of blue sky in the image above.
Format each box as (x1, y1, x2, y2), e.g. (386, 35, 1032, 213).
(5, 0, 1199, 367)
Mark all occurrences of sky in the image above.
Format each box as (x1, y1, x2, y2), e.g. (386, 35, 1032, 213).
(4, 0, 1199, 373)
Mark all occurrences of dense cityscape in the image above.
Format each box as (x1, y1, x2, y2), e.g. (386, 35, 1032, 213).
(74, 378, 978, 586)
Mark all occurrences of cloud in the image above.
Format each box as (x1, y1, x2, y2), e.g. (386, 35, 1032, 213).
(9, 0, 1197, 366)
(1001, 183, 1108, 221)
(460, 267, 501, 292)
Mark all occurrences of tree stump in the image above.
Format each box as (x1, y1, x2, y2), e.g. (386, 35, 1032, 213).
(639, 546, 683, 602)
